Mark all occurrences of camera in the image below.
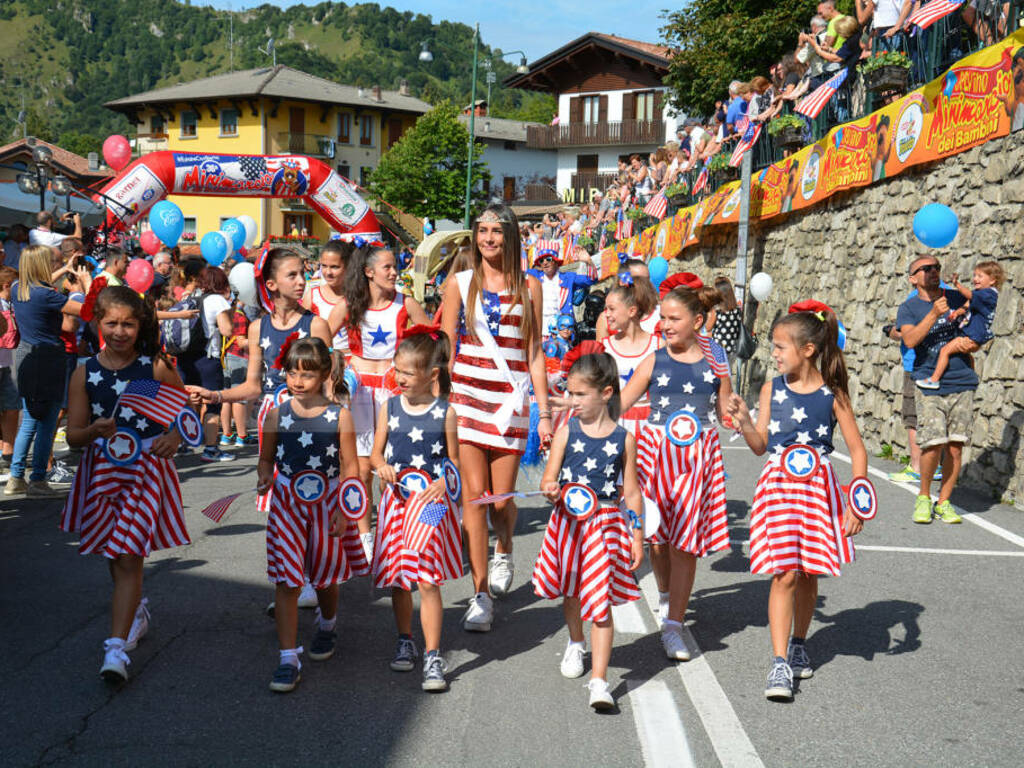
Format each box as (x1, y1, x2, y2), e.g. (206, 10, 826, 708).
(882, 323, 895, 339)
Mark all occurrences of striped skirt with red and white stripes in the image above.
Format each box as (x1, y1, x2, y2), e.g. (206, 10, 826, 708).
(59, 444, 189, 558)
(637, 424, 729, 555)
(372, 485, 463, 589)
(532, 504, 641, 623)
(619, 404, 651, 438)
(749, 454, 855, 576)
(266, 476, 370, 588)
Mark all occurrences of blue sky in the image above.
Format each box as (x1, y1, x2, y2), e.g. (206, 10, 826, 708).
(201, 1, 673, 61)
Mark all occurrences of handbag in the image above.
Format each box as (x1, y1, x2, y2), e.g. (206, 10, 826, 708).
(734, 321, 757, 360)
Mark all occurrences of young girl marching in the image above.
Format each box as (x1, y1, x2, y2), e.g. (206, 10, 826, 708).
(370, 328, 461, 692)
(62, 286, 189, 682)
(302, 239, 352, 355)
(620, 286, 733, 662)
(727, 304, 867, 702)
(595, 259, 660, 341)
(533, 353, 643, 710)
(256, 336, 368, 693)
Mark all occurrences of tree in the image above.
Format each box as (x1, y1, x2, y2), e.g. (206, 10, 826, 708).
(369, 101, 490, 223)
(57, 131, 101, 158)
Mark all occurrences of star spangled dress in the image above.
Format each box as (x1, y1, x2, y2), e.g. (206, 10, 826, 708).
(637, 349, 729, 555)
(749, 377, 855, 576)
(532, 419, 641, 623)
(372, 396, 463, 589)
(60, 356, 190, 557)
(266, 400, 369, 588)
(601, 333, 661, 436)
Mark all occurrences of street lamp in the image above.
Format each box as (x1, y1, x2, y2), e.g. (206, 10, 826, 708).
(418, 41, 433, 63)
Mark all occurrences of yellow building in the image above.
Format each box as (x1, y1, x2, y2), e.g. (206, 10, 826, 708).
(105, 66, 431, 243)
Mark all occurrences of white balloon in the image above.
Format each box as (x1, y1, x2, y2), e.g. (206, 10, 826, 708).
(228, 262, 258, 308)
(749, 272, 774, 303)
(237, 215, 258, 248)
(217, 230, 236, 258)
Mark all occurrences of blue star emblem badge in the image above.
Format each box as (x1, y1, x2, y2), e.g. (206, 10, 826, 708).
(560, 482, 598, 520)
(397, 467, 431, 501)
(338, 477, 368, 520)
(847, 477, 877, 520)
(666, 409, 701, 447)
(291, 470, 327, 504)
(781, 444, 819, 480)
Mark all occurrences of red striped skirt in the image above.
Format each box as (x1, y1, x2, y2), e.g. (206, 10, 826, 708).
(532, 504, 641, 623)
(371, 485, 463, 589)
(749, 454, 855, 576)
(59, 444, 189, 558)
(619, 404, 650, 439)
(637, 423, 729, 555)
(266, 476, 370, 588)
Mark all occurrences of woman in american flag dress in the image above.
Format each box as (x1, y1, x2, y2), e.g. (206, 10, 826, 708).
(63, 286, 189, 683)
(439, 204, 552, 633)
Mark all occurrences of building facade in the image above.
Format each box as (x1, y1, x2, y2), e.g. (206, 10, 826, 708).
(457, 110, 557, 204)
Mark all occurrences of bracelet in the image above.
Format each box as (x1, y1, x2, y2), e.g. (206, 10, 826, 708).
(538, 410, 552, 418)
(626, 508, 643, 530)
(216, 391, 224, 404)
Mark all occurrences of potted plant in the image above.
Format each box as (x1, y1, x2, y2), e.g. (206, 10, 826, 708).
(767, 114, 806, 149)
(576, 233, 596, 254)
(664, 181, 689, 207)
(625, 206, 647, 223)
(860, 50, 911, 93)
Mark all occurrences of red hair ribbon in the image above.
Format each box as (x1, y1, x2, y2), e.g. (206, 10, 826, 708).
(788, 299, 835, 317)
(405, 323, 442, 340)
(658, 272, 703, 300)
(79, 274, 110, 323)
(271, 331, 301, 370)
(560, 340, 603, 376)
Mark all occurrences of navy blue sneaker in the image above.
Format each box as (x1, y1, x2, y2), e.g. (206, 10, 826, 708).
(308, 628, 337, 661)
(269, 663, 301, 693)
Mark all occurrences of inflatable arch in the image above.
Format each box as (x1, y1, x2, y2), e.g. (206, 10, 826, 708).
(96, 150, 381, 239)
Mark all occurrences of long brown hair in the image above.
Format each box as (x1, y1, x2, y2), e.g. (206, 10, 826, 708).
(567, 352, 621, 420)
(773, 311, 850, 406)
(396, 329, 452, 396)
(343, 243, 392, 330)
(713, 275, 738, 311)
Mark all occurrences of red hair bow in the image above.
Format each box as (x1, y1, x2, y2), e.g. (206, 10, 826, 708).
(271, 331, 301, 370)
(658, 272, 703, 300)
(788, 299, 835, 316)
(79, 275, 109, 323)
(405, 323, 442, 340)
(560, 340, 603, 376)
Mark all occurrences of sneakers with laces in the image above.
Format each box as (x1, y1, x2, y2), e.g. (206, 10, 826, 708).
(912, 495, 934, 524)
(27, 480, 66, 498)
(100, 639, 130, 682)
(887, 465, 920, 483)
(269, 663, 301, 693)
(4, 476, 27, 495)
(765, 658, 794, 701)
(560, 643, 586, 679)
(46, 460, 75, 488)
(201, 447, 236, 462)
(463, 592, 494, 632)
(219, 433, 235, 446)
(661, 625, 691, 661)
(587, 678, 615, 710)
(422, 651, 448, 692)
(297, 582, 319, 608)
(124, 598, 150, 652)
(786, 640, 813, 679)
(935, 499, 962, 524)
(308, 625, 337, 661)
(489, 553, 514, 597)
(390, 636, 418, 672)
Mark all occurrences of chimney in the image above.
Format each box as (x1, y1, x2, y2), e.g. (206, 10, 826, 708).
(399, 78, 409, 97)
(357, 87, 365, 98)
(372, 85, 382, 102)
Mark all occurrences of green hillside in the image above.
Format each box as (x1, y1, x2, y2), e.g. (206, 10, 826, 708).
(0, 0, 554, 155)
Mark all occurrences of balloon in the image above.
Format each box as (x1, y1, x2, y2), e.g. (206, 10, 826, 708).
(913, 203, 959, 249)
(237, 215, 258, 248)
(837, 320, 847, 351)
(102, 135, 132, 171)
(423, 219, 434, 236)
(125, 258, 154, 293)
(200, 231, 229, 266)
(139, 230, 161, 256)
(221, 218, 247, 252)
(228, 261, 258, 307)
(148, 200, 184, 246)
(647, 257, 668, 289)
(217, 230, 236, 259)
(749, 272, 773, 302)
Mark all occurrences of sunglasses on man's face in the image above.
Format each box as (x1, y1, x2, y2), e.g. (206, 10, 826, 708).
(910, 263, 940, 276)
(537, 256, 554, 263)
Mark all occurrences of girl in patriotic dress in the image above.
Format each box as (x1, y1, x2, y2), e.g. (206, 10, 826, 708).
(533, 352, 643, 710)
(595, 260, 660, 341)
(727, 305, 867, 702)
(62, 286, 189, 682)
(302, 239, 352, 354)
(439, 204, 552, 631)
(620, 286, 733, 662)
(370, 329, 461, 692)
(256, 336, 367, 693)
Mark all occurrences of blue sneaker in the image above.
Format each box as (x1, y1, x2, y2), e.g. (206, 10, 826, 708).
(269, 663, 301, 693)
(765, 659, 793, 701)
(308, 627, 337, 661)
(390, 636, 418, 672)
(201, 447, 236, 463)
(219, 433, 235, 447)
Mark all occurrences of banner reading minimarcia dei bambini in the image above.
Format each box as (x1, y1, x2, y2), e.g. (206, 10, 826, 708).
(599, 27, 1024, 279)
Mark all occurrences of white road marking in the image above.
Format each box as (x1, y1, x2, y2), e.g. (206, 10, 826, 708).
(611, 599, 650, 635)
(637, 573, 765, 768)
(855, 544, 1024, 557)
(628, 680, 698, 768)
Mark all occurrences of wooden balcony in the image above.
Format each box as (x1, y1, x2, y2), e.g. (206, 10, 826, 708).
(526, 120, 665, 149)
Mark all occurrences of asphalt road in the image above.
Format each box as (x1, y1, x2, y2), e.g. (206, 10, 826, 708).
(2, 434, 1023, 768)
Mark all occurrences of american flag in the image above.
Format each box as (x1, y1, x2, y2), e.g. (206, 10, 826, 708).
(907, 0, 964, 30)
(643, 192, 669, 220)
(729, 119, 763, 168)
(614, 208, 633, 240)
(403, 495, 449, 553)
(117, 379, 189, 428)
(693, 158, 711, 195)
(201, 493, 242, 523)
(697, 333, 731, 378)
(796, 69, 849, 119)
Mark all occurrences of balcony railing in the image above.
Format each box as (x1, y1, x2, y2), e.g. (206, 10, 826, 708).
(527, 120, 665, 149)
(274, 133, 336, 157)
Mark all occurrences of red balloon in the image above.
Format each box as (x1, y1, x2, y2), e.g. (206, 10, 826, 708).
(125, 258, 155, 294)
(140, 230, 161, 255)
(102, 135, 132, 172)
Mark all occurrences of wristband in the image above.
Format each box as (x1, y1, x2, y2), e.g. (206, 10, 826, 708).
(626, 508, 643, 530)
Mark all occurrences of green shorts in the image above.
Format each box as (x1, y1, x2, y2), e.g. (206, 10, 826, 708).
(914, 388, 974, 449)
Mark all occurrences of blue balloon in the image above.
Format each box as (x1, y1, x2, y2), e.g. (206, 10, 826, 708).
(913, 203, 959, 249)
(423, 220, 434, 236)
(648, 256, 669, 288)
(837, 320, 847, 351)
(221, 218, 246, 252)
(200, 231, 229, 266)
(943, 71, 957, 99)
(148, 200, 184, 246)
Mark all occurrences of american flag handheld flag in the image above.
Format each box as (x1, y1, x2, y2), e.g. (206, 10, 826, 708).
(116, 379, 190, 428)
(693, 159, 711, 195)
(796, 69, 849, 119)
(907, 0, 964, 30)
(643, 192, 669, 220)
(697, 334, 731, 378)
(200, 493, 243, 523)
(729, 119, 763, 168)
(403, 495, 449, 553)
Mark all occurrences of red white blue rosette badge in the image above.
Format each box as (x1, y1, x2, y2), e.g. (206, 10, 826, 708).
(338, 477, 368, 521)
(560, 482, 598, 520)
(848, 477, 878, 521)
(176, 408, 203, 447)
(781, 444, 820, 481)
(442, 458, 461, 505)
(291, 470, 328, 505)
(666, 409, 702, 447)
(396, 467, 431, 501)
(273, 384, 291, 407)
(103, 426, 142, 466)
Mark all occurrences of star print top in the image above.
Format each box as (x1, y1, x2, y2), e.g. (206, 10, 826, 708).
(559, 418, 627, 502)
(273, 399, 342, 479)
(259, 312, 315, 396)
(646, 348, 720, 426)
(346, 297, 408, 360)
(84, 355, 164, 439)
(383, 395, 450, 479)
(601, 334, 660, 411)
(766, 376, 835, 455)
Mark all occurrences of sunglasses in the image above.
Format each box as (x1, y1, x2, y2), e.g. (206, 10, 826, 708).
(910, 263, 940, 276)
(536, 256, 554, 263)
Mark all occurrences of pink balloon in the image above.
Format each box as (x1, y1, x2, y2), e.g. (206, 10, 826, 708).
(102, 135, 132, 171)
(140, 230, 161, 256)
(125, 258, 154, 294)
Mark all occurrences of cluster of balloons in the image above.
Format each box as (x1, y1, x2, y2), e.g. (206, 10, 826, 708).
(200, 215, 258, 267)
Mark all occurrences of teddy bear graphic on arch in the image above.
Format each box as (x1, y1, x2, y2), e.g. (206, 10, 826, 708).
(270, 161, 309, 197)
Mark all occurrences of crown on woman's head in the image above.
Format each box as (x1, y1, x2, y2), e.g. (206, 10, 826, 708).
(477, 208, 512, 224)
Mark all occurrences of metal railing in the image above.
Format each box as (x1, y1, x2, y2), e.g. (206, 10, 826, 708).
(527, 120, 666, 149)
(274, 133, 336, 157)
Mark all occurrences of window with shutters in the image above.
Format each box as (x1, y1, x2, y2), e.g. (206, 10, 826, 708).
(338, 113, 352, 144)
(359, 115, 374, 146)
(581, 95, 600, 124)
(634, 91, 655, 121)
(180, 111, 197, 138)
(220, 108, 238, 137)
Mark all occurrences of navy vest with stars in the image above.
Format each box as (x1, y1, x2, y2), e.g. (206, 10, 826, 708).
(84, 355, 164, 439)
(274, 399, 341, 478)
(383, 396, 450, 479)
(259, 312, 315, 396)
(766, 376, 836, 455)
(647, 348, 720, 425)
(559, 418, 627, 502)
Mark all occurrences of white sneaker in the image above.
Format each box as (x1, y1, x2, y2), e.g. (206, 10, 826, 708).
(100, 639, 129, 682)
(360, 532, 374, 563)
(297, 582, 318, 608)
(124, 598, 150, 652)
(560, 643, 586, 679)
(661, 626, 691, 661)
(588, 678, 615, 710)
(489, 553, 514, 597)
(463, 592, 494, 632)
